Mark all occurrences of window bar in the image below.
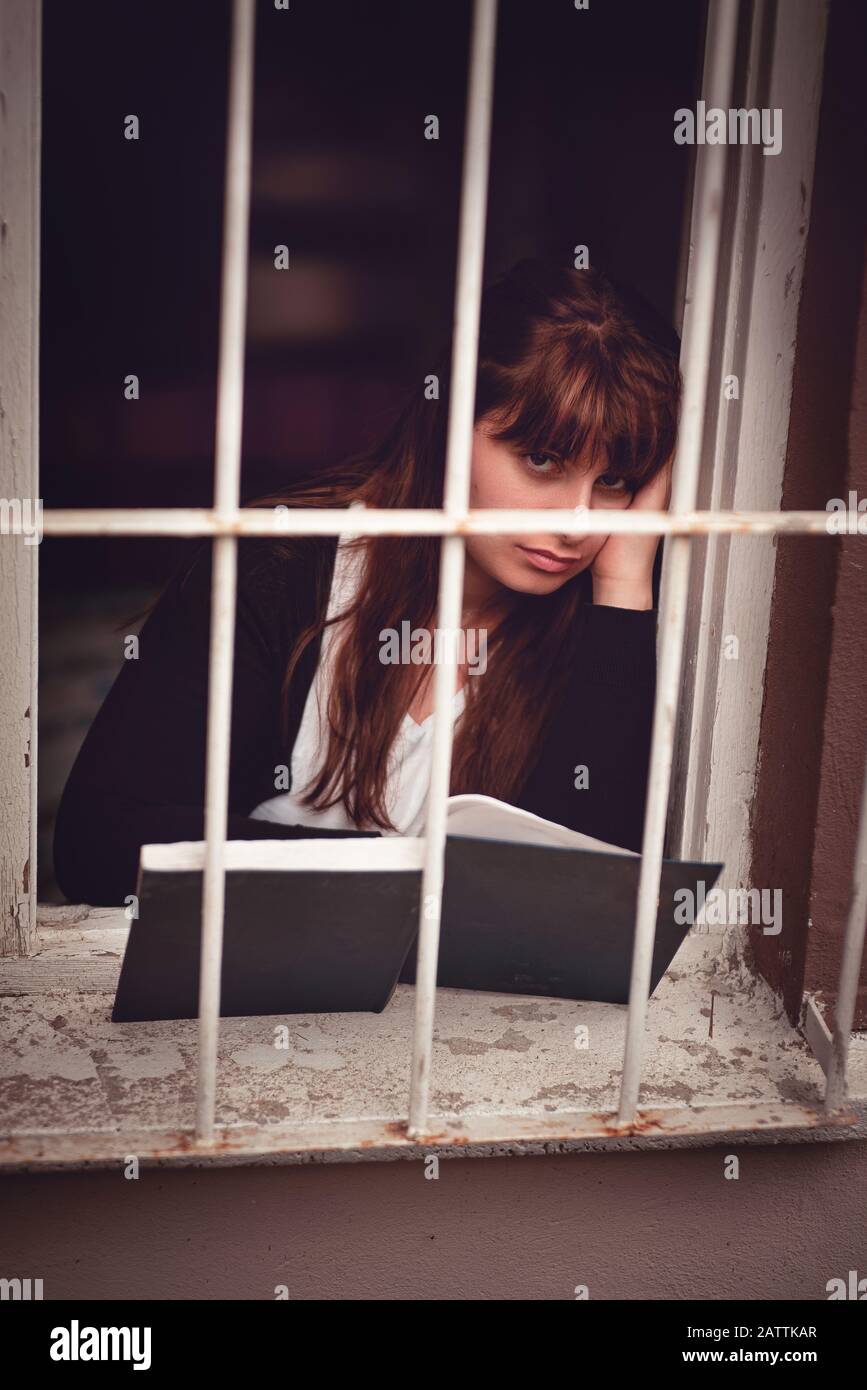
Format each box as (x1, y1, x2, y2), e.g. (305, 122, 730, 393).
(195, 0, 256, 1144)
(30, 1, 43, 955)
(40, 507, 841, 540)
(824, 744, 867, 1113)
(406, 0, 498, 1139)
(616, 0, 740, 1127)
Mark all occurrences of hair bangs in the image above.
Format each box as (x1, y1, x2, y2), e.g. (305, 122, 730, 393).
(481, 317, 678, 489)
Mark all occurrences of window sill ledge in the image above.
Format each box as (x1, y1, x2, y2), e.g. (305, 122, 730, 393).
(0, 905, 864, 1172)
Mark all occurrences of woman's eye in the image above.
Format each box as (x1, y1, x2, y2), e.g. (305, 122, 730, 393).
(594, 472, 630, 493)
(524, 452, 563, 476)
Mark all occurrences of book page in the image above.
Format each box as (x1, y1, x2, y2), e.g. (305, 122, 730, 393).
(445, 794, 638, 856)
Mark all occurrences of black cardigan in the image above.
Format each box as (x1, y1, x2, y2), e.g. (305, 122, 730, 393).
(53, 537, 658, 905)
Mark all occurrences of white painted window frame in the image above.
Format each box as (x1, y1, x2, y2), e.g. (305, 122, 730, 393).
(2, 0, 865, 1160)
(0, 0, 40, 962)
(668, 0, 833, 891)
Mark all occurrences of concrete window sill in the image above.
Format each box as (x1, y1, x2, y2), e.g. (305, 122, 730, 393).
(0, 905, 865, 1172)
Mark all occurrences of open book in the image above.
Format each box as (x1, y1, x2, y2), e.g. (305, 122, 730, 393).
(443, 794, 639, 855)
(112, 795, 720, 1023)
(136, 794, 637, 876)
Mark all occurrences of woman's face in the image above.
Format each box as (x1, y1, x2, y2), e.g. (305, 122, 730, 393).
(464, 417, 636, 599)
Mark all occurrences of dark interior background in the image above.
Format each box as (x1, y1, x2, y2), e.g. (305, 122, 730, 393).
(38, 0, 706, 898)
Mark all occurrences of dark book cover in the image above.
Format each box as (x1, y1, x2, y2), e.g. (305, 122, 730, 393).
(112, 832, 722, 1022)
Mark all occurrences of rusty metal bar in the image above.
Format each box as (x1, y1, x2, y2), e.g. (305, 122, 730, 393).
(195, 0, 256, 1143)
(39, 507, 849, 538)
(0, 1099, 859, 1174)
(616, 0, 740, 1127)
(28, 3, 42, 956)
(824, 743, 867, 1112)
(406, 0, 498, 1138)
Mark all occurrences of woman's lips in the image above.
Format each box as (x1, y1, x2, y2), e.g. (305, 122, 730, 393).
(516, 545, 582, 574)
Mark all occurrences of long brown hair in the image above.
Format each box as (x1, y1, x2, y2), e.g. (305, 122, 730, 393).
(259, 258, 682, 829)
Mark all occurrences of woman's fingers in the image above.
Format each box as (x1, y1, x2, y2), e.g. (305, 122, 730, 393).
(632, 455, 673, 511)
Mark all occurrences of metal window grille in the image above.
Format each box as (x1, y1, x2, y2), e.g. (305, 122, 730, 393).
(36, 0, 867, 1149)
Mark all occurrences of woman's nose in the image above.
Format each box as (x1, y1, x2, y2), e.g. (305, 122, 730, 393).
(566, 475, 596, 513)
(554, 495, 593, 550)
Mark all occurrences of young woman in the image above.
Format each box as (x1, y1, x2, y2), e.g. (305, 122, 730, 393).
(54, 258, 681, 906)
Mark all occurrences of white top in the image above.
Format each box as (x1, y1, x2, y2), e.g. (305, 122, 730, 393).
(249, 539, 466, 836)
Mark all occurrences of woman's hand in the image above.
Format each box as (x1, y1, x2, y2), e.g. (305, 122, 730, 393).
(590, 457, 672, 610)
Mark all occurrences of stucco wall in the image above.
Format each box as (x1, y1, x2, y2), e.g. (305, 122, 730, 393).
(2, 1139, 866, 1300)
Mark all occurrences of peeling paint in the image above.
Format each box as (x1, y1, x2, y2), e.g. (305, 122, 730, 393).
(490, 1003, 560, 1023)
(0, 908, 863, 1170)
